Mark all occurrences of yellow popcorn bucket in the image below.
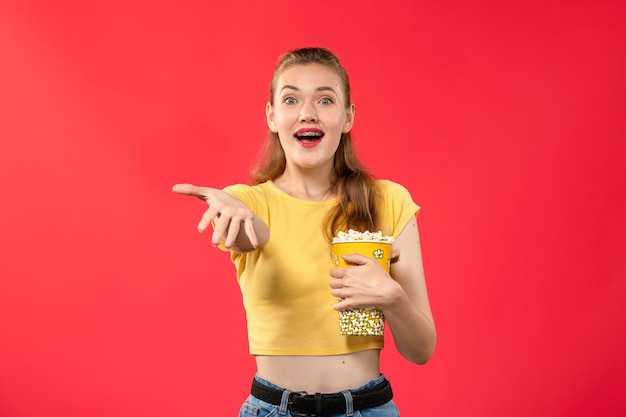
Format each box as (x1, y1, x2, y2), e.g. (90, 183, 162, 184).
(332, 240, 392, 336)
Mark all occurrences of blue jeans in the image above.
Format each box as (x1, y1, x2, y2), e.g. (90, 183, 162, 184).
(238, 374, 400, 417)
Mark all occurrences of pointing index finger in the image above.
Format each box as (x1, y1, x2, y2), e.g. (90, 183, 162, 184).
(172, 183, 213, 201)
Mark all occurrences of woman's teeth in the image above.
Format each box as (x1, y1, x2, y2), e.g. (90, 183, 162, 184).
(295, 132, 323, 140)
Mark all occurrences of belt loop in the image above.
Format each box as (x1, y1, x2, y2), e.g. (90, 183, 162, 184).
(278, 388, 291, 415)
(341, 390, 354, 416)
(315, 392, 323, 415)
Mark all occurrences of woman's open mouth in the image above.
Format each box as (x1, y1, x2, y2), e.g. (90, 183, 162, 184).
(294, 128, 324, 147)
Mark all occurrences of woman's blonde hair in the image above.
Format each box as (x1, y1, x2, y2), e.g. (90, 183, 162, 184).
(251, 47, 380, 241)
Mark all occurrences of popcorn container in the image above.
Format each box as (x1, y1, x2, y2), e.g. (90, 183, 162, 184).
(332, 239, 392, 336)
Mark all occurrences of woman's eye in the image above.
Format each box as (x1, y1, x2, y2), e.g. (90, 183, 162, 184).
(319, 98, 332, 105)
(284, 97, 297, 104)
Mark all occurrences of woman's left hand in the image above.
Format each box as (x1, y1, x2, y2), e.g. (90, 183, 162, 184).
(328, 254, 402, 310)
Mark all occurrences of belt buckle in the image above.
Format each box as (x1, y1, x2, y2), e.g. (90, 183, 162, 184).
(288, 391, 310, 416)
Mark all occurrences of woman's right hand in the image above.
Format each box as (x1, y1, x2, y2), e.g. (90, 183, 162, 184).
(172, 183, 269, 252)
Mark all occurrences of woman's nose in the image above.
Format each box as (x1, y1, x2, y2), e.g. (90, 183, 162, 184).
(299, 103, 318, 122)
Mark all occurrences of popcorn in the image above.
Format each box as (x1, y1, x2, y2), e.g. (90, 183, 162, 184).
(332, 230, 393, 336)
(332, 229, 395, 243)
(338, 307, 385, 336)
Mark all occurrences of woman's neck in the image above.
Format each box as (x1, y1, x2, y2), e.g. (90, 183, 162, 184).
(273, 167, 336, 201)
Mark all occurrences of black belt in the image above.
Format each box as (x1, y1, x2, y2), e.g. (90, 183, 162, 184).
(250, 377, 393, 415)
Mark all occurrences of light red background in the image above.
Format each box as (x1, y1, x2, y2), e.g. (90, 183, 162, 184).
(1, 1, 625, 416)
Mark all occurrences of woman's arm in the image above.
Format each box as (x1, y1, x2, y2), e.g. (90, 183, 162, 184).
(329, 216, 436, 364)
(382, 217, 436, 364)
(172, 183, 270, 253)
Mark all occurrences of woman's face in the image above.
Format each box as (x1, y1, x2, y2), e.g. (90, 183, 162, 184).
(266, 63, 355, 173)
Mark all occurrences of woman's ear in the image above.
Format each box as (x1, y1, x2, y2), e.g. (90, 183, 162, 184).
(343, 103, 355, 133)
(266, 102, 278, 132)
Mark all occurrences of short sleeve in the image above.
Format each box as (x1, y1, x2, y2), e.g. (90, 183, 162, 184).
(223, 183, 254, 209)
(377, 180, 420, 238)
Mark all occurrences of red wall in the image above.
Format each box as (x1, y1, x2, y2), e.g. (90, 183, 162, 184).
(1, 1, 625, 416)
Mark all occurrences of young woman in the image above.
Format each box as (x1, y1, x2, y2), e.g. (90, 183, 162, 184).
(173, 47, 436, 416)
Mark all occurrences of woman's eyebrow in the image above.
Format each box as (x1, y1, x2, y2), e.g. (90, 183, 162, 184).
(280, 85, 299, 93)
(316, 86, 338, 95)
(279, 85, 338, 95)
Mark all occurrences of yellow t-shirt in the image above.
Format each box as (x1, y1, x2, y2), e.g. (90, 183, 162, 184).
(223, 179, 420, 356)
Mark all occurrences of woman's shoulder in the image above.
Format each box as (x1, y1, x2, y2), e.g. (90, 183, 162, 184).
(374, 179, 421, 228)
(374, 179, 412, 196)
(222, 181, 274, 204)
(374, 179, 420, 208)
